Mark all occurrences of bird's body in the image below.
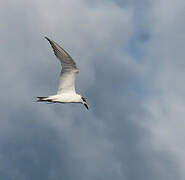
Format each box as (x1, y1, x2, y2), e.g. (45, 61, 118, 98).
(38, 94, 82, 103)
(37, 37, 88, 109)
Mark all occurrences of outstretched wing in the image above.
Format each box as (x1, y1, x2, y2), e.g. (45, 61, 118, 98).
(45, 37, 79, 94)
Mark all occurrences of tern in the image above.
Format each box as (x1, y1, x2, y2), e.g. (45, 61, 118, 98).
(37, 37, 89, 110)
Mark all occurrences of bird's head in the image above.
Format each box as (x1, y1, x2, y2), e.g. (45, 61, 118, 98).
(81, 96, 89, 110)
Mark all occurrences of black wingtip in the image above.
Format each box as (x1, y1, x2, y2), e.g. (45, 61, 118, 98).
(45, 36, 50, 41)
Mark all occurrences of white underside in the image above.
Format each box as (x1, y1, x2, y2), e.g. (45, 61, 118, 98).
(44, 93, 82, 103)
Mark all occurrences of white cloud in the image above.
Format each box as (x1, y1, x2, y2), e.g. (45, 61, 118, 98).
(0, 0, 135, 179)
(1, 0, 185, 179)
(144, 0, 185, 178)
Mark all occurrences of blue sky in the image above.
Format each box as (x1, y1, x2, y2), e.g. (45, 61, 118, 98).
(0, 0, 185, 179)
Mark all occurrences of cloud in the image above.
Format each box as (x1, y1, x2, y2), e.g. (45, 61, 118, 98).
(143, 0, 185, 179)
(0, 0, 184, 179)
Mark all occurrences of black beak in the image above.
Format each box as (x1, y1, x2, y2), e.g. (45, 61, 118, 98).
(84, 103, 89, 110)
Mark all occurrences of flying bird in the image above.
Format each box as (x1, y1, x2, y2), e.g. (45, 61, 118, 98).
(37, 37, 89, 110)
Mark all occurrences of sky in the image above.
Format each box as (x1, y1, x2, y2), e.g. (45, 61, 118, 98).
(0, 0, 185, 179)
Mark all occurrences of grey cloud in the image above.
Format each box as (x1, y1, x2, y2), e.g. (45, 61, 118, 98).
(0, 0, 184, 180)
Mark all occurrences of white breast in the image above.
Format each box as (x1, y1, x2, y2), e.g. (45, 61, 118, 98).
(49, 93, 82, 103)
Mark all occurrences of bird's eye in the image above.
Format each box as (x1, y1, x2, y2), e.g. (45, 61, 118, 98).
(81, 96, 86, 102)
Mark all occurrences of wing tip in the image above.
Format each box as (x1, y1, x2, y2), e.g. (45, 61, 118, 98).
(45, 36, 51, 42)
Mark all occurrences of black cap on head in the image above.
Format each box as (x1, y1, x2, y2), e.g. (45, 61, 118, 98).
(81, 96, 86, 102)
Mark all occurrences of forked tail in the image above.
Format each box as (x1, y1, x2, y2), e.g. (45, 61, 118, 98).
(37, 96, 49, 102)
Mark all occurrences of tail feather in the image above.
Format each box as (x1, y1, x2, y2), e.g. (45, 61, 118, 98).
(37, 96, 48, 102)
